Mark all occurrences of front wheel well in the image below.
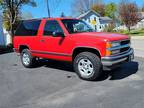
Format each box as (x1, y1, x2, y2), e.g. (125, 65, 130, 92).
(19, 45, 29, 53)
(72, 47, 101, 60)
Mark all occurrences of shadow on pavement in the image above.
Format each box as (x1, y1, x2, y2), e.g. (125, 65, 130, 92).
(109, 61, 139, 80)
(97, 61, 139, 81)
(35, 59, 139, 81)
(36, 59, 74, 72)
(0, 48, 14, 55)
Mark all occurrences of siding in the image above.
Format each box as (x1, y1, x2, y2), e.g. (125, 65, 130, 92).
(78, 10, 112, 32)
(0, 15, 5, 45)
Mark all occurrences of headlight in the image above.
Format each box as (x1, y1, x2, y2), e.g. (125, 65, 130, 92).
(112, 42, 120, 47)
(106, 42, 120, 48)
(106, 49, 120, 56)
(106, 42, 121, 56)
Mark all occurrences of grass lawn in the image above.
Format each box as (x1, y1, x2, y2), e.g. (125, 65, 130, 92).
(116, 29, 144, 36)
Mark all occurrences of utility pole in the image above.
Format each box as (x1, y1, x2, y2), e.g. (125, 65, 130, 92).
(46, 0, 51, 18)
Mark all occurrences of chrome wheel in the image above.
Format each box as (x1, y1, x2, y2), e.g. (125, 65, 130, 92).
(22, 53, 30, 66)
(78, 58, 94, 77)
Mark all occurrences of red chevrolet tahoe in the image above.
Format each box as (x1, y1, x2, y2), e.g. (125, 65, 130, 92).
(14, 18, 134, 81)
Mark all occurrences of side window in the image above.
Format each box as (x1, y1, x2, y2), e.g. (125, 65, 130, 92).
(15, 20, 41, 36)
(44, 20, 63, 36)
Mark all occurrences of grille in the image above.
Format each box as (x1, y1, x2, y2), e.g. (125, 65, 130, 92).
(120, 40, 130, 53)
(121, 40, 130, 45)
(120, 47, 130, 53)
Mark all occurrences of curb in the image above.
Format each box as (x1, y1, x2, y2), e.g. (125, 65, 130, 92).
(135, 56, 144, 59)
(133, 48, 144, 51)
(131, 36, 144, 40)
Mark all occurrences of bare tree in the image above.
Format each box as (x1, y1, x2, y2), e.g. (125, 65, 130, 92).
(142, 4, 144, 12)
(0, 0, 36, 37)
(91, 3, 105, 16)
(72, 0, 97, 14)
(119, 2, 139, 32)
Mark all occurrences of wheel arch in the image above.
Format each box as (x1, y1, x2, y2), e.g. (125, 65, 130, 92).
(72, 47, 101, 60)
(19, 45, 29, 53)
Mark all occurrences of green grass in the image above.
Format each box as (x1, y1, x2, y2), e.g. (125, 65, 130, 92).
(115, 29, 144, 36)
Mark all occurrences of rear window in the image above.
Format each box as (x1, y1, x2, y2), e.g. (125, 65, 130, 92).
(15, 20, 41, 36)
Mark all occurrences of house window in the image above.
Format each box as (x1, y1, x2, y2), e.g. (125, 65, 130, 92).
(100, 26, 101, 29)
(95, 25, 97, 31)
(94, 17, 96, 21)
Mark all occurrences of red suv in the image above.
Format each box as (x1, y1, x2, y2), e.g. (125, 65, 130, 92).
(14, 18, 134, 81)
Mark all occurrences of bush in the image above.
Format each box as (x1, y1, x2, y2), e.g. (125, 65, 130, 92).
(103, 23, 115, 32)
(7, 43, 13, 49)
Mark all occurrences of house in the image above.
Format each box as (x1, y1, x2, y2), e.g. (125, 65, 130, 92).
(115, 12, 144, 30)
(0, 15, 5, 45)
(135, 12, 144, 29)
(0, 14, 11, 46)
(77, 10, 113, 32)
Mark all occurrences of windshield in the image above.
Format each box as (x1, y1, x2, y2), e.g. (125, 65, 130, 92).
(62, 19, 94, 34)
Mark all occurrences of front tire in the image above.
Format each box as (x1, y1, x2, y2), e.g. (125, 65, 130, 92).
(20, 49, 36, 68)
(73, 52, 102, 81)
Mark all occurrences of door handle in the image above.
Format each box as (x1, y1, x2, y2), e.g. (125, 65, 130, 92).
(40, 39, 45, 43)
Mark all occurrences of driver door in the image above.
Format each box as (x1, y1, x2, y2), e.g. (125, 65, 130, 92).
(39, 20, 72, 59)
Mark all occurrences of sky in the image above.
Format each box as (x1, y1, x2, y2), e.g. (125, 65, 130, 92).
(22, 0, 144, 19)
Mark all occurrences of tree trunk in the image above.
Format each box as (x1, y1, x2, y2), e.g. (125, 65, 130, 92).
(9, 23, 14, 45)
(128, 26, 131, 34)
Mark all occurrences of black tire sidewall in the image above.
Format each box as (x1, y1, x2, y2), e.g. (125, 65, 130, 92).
(74, 52, 102, 81)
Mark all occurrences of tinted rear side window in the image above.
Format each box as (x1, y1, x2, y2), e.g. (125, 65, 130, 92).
(15, 20, 41, 36)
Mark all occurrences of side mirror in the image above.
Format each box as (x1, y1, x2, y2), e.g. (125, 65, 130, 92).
(52, 31, 65, 37)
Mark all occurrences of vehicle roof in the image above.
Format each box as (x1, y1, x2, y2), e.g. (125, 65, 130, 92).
(21, 17, 77, 21)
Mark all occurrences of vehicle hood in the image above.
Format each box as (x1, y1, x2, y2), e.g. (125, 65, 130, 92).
(71, 32, 130, 42)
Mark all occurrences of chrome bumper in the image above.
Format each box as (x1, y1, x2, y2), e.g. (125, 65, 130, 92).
(101, 48, 134, 66)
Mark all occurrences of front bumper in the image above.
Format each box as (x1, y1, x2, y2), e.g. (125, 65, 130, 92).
(101, 48, 134, 66)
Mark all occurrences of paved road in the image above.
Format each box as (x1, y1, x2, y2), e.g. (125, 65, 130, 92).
(132, 38, 144, 58)
(0, 53, 144, 108)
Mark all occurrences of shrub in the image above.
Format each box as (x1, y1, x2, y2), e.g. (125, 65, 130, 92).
(103, 23, 115, 32)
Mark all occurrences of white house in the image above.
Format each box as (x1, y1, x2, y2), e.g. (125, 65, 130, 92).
(135, 12, 144, 29)
(115, 12, 144, 31)
(0, 15, 5, 45)
(0, 14, 11, 46)
(77, 10, 112, 32)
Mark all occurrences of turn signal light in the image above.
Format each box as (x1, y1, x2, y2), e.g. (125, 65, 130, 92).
(106, 50, 112, 56)
(106, 42, 112, 48)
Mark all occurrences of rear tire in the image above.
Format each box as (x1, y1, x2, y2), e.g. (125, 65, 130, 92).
(20, 49, 36, 68)
(73, 52, 102, 81)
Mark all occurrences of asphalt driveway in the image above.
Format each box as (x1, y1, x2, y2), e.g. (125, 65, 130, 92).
(0, 52, 144, 108)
